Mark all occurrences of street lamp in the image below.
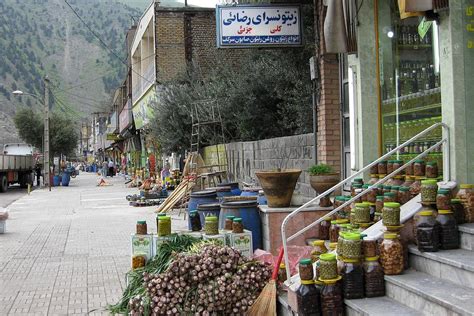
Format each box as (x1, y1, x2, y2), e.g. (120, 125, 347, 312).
(12, 76, 51, 191)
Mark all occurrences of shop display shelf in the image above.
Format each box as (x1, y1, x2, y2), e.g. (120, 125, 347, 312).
(382, 103, 441, 117)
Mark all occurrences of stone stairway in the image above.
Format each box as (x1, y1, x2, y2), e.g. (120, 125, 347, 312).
(345, 223, 474, 316)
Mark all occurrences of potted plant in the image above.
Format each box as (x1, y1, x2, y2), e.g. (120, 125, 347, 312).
(308, 164, 340, 207)
(255, 148, 301, 208)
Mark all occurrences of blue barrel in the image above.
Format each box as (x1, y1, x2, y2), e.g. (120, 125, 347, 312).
(219, 182, 241, 196)
(188, 190, 217, 229)
(257, 190, 268, 205)
(208, 186, 233, 202)
(61, 172, 71, 186)
(53, 175, 61, 187)
(197, 203, 221, 227)
(241, 187, 260, 197)
(221, 200, 262, 250)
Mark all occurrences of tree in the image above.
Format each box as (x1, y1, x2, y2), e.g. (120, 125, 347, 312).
(14, 108, 79, 157)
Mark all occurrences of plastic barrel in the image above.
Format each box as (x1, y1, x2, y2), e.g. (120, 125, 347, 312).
(188, 190, 217, 229)
(257, 190, 268, 205)
(221, 200, 262, 250)
(208, 186, 233, 202)
(197, 203, 221, 228)
(240, 187, 260, 197)
(53, 175, 61, 187)
(61, 172, 70, 186)
(218, 182, 241, 196)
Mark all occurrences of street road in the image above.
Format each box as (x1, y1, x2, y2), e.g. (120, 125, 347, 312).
(0, 185, 30, 208)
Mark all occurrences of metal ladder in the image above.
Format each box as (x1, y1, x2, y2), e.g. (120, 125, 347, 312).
(280, 122, 451, 282)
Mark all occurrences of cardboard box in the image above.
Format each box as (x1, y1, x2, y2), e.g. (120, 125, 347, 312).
(153, 235, 174, 256)
(130, 234, 153, 263)
(202, 233, 226, 245)
(226, 230, 253, 257)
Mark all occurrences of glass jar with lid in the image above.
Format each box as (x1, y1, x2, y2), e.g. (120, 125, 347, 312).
(387, 160, 395, 175)
(321, 278, 344, 316)
(456, 184, 474, 202)
(136, 220, 147, 235)
(362, 238, 378, 257)
(278, 263, 287, 288)
(398, 186, 411, 204)
(380, 233, 404, 275)
(329, 219, 348, 243)
(369, 163, 378, 175)
(426, 161, 439, 178)
(342, 232, 362, 260)
(156, 213, 166, 233)
(421, 179, 438, 204)
(393, 160, 404, 173)
(353, 202, 371, 224)
(413, 203, 436, 245)
(415, 211, 440, 252)
(436, 189, 451, 210)
(337, 231, 347, 258)
(311, 240, 328, 263)
(368, 174, 379, 185)
(414, 160, 426, 177)
(351, 183, 363, 196)
(190, 211, 202, 231)
(391, 176, 404, 187)
(376, 195, 384, 213)
(374, 212, 382, 222)
(366, 185, 377, 204)
(410, 176, 424, 196)
(436, 210, 459, 250)
(378, 161, 388, 175)
(361, 184, 370, 202)
(405, 162, 414, 176)
(204, 216, 219, 235)
(232, 217, 244, 233)
(390, 186, 400, 202)
(382, 185, 392, 195)
(383, 202, 401, 227)
(298, 258, 314, 281)
(319, 253, 338, 280)
(384, 192, 396, 203)
(158, 216, 171, 236)
(363, 256, 385, 297)
(401, 175, 415, 188)
(341, 258, 364, 299)
(224, 215, 234, 230)
(450, 199, 465, 225)
(318, 216, 332, 240)
(297, 279, 322, 316)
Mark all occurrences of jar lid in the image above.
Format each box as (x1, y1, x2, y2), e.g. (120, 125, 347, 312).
(233, 218, 242, 222)
(226, 215, 235, 219)
(342, 258, 359, 263)
(157, 213, 167, 217)
(421, 179, 438, 185)
(354, 178, 364, 183)
(352, 183, 363, 188)
(137, 220, 147, 224)
(379, 175, 386, 178)
(160, 216, 171, 221)
(384, 202, 400, 208)
(365, 256, 379, 261)
(345, 232, 361, 240)
(320, 253, 337, 261)
(438, 210, 453, 215)
(451, 199, 461, 204)
(324, 216, 332, 221)
(330, 220, 338, 224)
(394, 160, 404, 163)
(369, 174, 378, 177)
(418, 211, 433, 216)
(336, 219, 350, 224)
(344, 196, 352, 201)
(384, 192, 396, 197)
(376, 195, 385, 201)
(329, 242, 338, 249)
(384, 233, 398, 239)
(299, 258, 312, 265)
(367, 202, 376, 206)
(313, 240, 325, 246)
(320, 275, 342, 284)
(414, 159, 425, 163)
(362, 184, 370, 189)
(391, 186, 400, 190)
(383, 185, 392, 190)
(399, 186, 410, 192)
(394, 175, 403, 179)
(280, 263, 286, 268)
(300, 280, 315, 285)
(426, 161, 437, 166)
(437, 189, 450, 194)
(415, 176, 426, 180)
(379, 161, 387, 164)
(355, 202, 369, 207)
(205, 216, 218, 222)
(460, 184, 474, 189)
(335, 196, 345, 201)
(360, 223, 372, 228)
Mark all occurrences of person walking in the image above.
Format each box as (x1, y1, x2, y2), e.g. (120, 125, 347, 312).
(35, 163, 41, 187)
(108, 160, 114, 177)
(102, 160, 108, 177)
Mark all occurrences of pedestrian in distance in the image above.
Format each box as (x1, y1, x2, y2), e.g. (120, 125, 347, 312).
(108, 160, 114, 177)
(102, 160, 108, 177)
(35, 163, 41, 186)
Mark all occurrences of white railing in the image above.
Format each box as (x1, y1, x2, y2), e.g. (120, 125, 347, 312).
(280, 122, 450, 282)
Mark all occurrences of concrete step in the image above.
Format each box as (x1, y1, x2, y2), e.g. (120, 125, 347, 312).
(345, 297, 423, 316)
(385, 269, 474, 316)
(459, 223, 474, 251)
(408, 244, 474, 290)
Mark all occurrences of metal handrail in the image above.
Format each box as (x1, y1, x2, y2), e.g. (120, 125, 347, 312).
(280, 122, 450, 282)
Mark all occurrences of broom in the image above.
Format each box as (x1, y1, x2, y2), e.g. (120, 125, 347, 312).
(248, 248, 285, 316)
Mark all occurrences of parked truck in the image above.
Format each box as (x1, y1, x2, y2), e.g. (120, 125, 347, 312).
(0, 143, 34, 192)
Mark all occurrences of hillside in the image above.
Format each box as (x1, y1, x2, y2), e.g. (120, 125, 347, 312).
(0, 0, 143, 145)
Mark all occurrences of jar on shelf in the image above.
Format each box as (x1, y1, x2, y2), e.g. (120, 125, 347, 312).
(436, 210, 459, 250)
(421, 179, 438, 204)
(405, 162, 414, 176)
(415, 210, 440, 252)
(351, 183, 363, 197)
(380, 233, 404, 275)
(158, 216, 171, 236)
(426, 161, 439, 178)
(390, 186, 400, 202)
(204, 216, 219, 235)
(383, 202, 401, 227)
(334, 196, 345, 210)
(341, 258, 364, 299)
(156, 213, 166, 233)
(363, 257, 385, 297)
(398, 186, 411, 204)
(366, 186, 377, 204)
(387, 160, 395, 175)
(384, 192, 396, 203)
(410, 176, 424, 196)
(232, 218, 244, 233)
(368, 174, 379, 185)
(362, 237, 378, 257)
(393, 160, 404, 173)
(353, 188, 363, 203)
(383, 185, 392, 195)
(342, 232, 362, 260)
(369, 163, 378, 175)
(321, 278, 344, 316)
(401, 176, 415, 188)
(318, 216, 332, 240)
(413, 203, 437, 245)
(224, 215, 235, 230)
(190, 211, 202, 231)
(343, 196, 352, 216)
(136, 220, 147, 235)
(353, 202, 371, 224)
(311, 240, 328, 263)
(391, 176, 404, 187)
(456, 184, 474, 202)
(319, 253, 338, 280)
(329, 220, 340, 243)
(299, 258, 314, 281)
(361, 184, 370, 202)
(378, 161, 388, 175)
(436, 189, 451, 211)
(450, 199, 465, 225)
(414, 160, 426, 177)
(297, 279, 322, 316)
(376, 195, 384, 213)
(278, 263, 287, 288)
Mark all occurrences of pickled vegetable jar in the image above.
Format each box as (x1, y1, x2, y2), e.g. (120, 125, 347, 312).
(190, 211, 202, 231)
(362, 238, 378, 257)
(405, 162, 414, 176)
(363, 256, 385, 297)
(311, 240, 328, 263)
(368, 174, 379, 185)
(436, 189, 451, 210)
(366, 186, 377, 204)
(341, 258, 364, 299)
(376, 195, 384, 213)
(398, 186, 411, 205)
(426, 161, 438, 178)
(383, 202, 401, 226)
(297, 280, 322, 316)
(158, 216, 171, 236)
(391, 176, 404, 187)
(369, 163, 378, 175)
(204, 216, 219, 235)
(436, 210, 459, 250)
(278, 263, 287, 287)
(351, 183, 363, 197)
(341, 232, 362, 260)
(413, 160, 426, 177)
(299, 258, 314, 281)
(319, 253, 338, 280)
(421, 179, 438, 203)
(392, 160, 404, 173)
(386, 160, 394, 175)
(383, 185, 392, 195)
(401, 176, 415, 188)
(450, 199, 465, 225)
(232, 218, 244, 233)
(384, 192, 396, 203)
(378, 161, 388, 175)
(318, 216, 332, 240)
(410, 176, 424, 196)
(353, 202, 370, 223)
(136, 220, 147, 235)
(457, 184, 474, 222)
(132, 254, 146, 269)
(416, 211, 439, 252)
(224, 215, 235, 230)
(380, 233, 404, 275)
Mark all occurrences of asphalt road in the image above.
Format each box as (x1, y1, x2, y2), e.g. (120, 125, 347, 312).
(0, 185, 33, 208)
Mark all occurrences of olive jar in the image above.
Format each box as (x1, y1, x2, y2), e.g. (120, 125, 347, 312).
(415, 211, 440, 252)
(189, 211, 202, 232)
(413, 160, 426, 177)
(204, 216, 219, 235)
(341, 258, 364, 299)
(398, 186, 411, 205)
(410, 176, 424, 196)
(224, 215, 235, 230)
(383, 202, 401, 227)
(354, 203, 371, 224)
(421, 179, 438, 204)
(319, 253, 338, 281)
(436, 189, 451, 211)
(384, 192, 396, 203)
(158, 216, 171, 236)
(363, 257, 385, 297)
(380, 233, 404, 275)
(299, 258, 314, 281)
(376, 195, 384, 213)
(436, 210, 459, 250)
(232, 218, 244, 234)
(362, 238, 378, 257)
(426, 161, 439, 178)
(311, 240, 328, 263)
(318, 216, 332, 240)
(341, 232, 362, 260)
(378, 161, 388, 175)
(136, 220, 147, 235)
(297, 279, 322, 316)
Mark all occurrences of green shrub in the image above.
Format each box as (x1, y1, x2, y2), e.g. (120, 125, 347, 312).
(308, 164, 333, 175)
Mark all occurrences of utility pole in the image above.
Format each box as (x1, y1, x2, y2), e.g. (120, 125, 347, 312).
(44, 76, 51, 191)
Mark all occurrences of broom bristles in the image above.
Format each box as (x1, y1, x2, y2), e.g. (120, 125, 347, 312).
(247, 279, 277, 316)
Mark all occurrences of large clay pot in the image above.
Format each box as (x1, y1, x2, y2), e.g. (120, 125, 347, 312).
(255, 169, 302, 207)
(309, 173, 340, 193)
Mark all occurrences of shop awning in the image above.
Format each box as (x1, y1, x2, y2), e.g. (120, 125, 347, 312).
(323, 0, 357, 54)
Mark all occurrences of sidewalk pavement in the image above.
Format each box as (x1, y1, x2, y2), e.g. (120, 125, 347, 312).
(0, 173, 187, 316)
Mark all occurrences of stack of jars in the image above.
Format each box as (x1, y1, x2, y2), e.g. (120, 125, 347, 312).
(457, 184, 474, 223)
(379, 202, 404, 275)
